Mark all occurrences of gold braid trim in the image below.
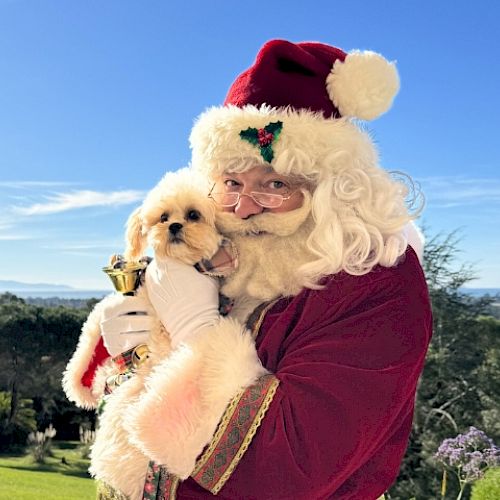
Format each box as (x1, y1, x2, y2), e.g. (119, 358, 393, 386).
(169, 476, 180, 500)
(96, 481, 130, 500)
(249, 299, 280, 340)
(192, 299, 278, 475)
(191, 300, 280, 493)
(246, 299, 280, 340)
(192, 388, 246, 475)
(211, 376, 280, 494)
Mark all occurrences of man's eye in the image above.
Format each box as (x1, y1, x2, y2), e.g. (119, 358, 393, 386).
(160, 213, 169, 223)
(187, 210, 201, 221)
(224, 179, 239, 189)
(268, 180, 287, 190)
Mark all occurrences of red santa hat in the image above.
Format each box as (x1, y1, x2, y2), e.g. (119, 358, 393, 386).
(190, 39, 399, 179)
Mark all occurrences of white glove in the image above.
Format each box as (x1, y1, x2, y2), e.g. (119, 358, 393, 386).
(100, 294, 153, 357)
(145, 258, 220, 349)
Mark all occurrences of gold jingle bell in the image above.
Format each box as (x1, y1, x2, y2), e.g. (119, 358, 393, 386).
(132, 344, 150, 369)
(103, 255, 148, 294)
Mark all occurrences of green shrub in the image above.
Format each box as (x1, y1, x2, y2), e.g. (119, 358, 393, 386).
(471, 467, 500, 499)
(0, 392, 37, 450)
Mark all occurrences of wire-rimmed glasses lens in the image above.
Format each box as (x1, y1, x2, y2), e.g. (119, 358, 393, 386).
(209, 191, 292, 208)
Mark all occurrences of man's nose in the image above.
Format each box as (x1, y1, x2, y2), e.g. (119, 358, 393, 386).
(233, 193, 264, 219)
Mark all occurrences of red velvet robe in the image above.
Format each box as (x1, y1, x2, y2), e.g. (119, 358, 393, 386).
(175, 248, 432, 499)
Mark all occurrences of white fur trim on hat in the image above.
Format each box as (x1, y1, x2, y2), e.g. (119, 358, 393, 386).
(190, 104, 378, 180)
(326, 51, 400, 120)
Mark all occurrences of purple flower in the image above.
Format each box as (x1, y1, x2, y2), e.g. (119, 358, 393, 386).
(484, 446, 500, 467)
(434, 427, 500, 484)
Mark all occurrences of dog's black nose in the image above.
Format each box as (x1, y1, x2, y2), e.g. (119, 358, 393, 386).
(169, 223, 183, 235)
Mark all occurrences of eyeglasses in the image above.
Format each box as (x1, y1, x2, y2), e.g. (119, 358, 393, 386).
(208, 185, 295, 209)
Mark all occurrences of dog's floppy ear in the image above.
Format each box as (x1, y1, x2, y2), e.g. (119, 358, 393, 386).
(124, 206, 146, 261)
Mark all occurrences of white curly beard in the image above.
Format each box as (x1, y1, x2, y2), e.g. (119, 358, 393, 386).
(217, 194, 316, 307)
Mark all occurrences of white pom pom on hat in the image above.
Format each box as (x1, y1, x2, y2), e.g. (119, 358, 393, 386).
(326, 50, 400, 120)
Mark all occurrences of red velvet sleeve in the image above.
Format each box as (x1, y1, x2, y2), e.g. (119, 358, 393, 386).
(182, 249, 432, 499)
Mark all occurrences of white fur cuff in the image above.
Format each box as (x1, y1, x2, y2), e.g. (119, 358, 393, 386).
(124, 317, 268, 479)
(62, 296, 113, 409)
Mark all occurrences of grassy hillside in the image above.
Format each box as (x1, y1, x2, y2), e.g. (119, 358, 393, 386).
(0, 441, 96, 500)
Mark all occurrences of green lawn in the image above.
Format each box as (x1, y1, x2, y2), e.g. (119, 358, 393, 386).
(0, 441, 96, 499)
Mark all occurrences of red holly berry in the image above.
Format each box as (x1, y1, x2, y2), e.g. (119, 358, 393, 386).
(257, 128, 274, 146)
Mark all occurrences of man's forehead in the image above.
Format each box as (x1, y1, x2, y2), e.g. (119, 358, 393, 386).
(222, 165, 279, 176)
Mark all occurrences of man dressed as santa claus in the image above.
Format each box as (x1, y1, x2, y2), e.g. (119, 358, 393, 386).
(64, 39, 432, 500)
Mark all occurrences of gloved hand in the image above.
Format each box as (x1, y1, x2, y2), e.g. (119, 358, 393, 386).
(145, 257, 220, 349)
(100, 294, 153, 357)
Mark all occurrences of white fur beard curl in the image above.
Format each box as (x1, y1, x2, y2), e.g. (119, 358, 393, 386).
(218, 194, 316, 303)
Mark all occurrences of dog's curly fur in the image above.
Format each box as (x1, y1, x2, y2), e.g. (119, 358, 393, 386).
(64, 169, 224, 499)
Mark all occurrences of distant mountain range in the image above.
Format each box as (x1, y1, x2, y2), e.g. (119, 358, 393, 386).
(460, 288, 500, 298)
(0, 279, 498, 298)
(0, 280, 76, 291)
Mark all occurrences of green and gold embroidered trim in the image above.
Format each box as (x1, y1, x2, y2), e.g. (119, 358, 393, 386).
(161, 471, 179, 500)
(192, 389, 246, 475)
(245, 299, 280, 340)
(191, 374, 280, 494)
(96, 481, 130, 500)
(191, 297, 279, 475)
(143, 461, 179, 500)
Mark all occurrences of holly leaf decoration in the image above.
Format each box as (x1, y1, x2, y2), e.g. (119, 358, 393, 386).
(260, 145, 274, 163)
(239, 127, 260, 146)
(264, 121, 283, 136)
(239, 121, 284, 164)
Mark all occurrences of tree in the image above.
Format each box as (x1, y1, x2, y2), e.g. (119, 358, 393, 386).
(0, 391, 36, 449)
(0, 294, 41, 434)
(0, 293, 94, 445)
(35, 304, 96, 437)
(388, 232, 500, 499)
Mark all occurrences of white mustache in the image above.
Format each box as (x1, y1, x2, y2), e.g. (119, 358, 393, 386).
(215, 191, 312, 237)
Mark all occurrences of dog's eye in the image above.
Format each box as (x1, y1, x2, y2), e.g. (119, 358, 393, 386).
(160, 213, 169, 223)
(187, 210, 201, 221)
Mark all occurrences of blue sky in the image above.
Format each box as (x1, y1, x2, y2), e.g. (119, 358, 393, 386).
(1, 0, 499, 289)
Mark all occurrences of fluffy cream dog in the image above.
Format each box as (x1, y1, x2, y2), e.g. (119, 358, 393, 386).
(63, 168, 224, 499)
(123, 171, 222, 265)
